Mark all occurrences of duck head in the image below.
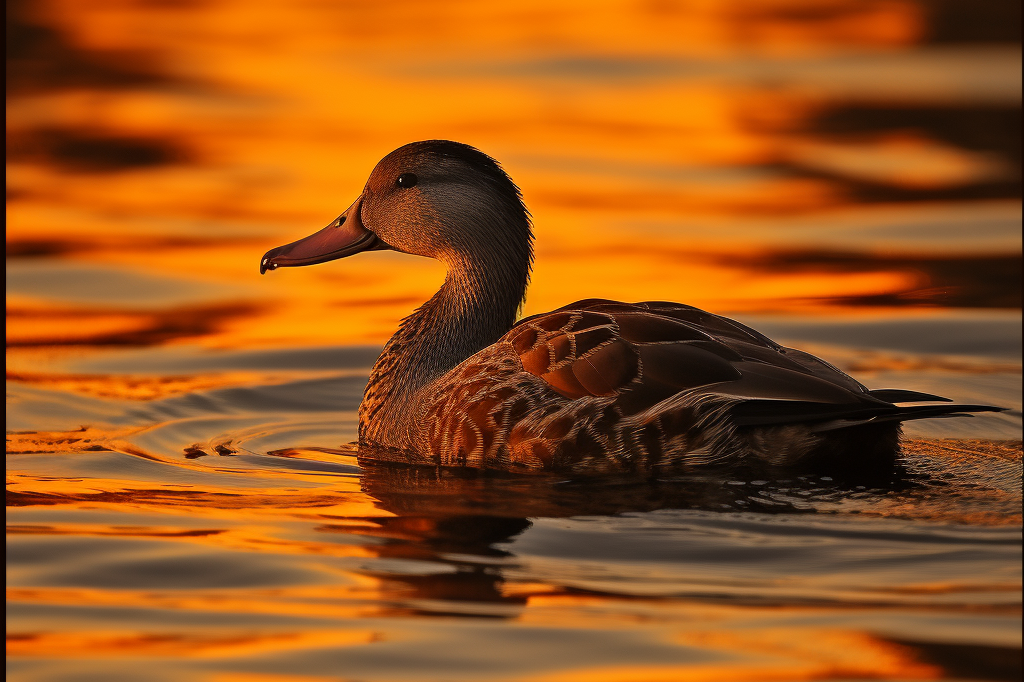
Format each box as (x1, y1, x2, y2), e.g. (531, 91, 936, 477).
(260, 140, 532, 279)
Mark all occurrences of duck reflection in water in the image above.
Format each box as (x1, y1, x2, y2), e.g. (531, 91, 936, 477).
(348, 460, 529, 615)
(351, 451, 906, 613)
(262, 140, 1001, 477)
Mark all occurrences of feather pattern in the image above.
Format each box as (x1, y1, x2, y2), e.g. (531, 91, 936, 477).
(406, 299, 999, 474)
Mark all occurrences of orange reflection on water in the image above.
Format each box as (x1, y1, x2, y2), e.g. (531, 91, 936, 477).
(3, 245, 944, 351)
(6, 473, 385, 522)
(6, 1, 1021, 681)
(787, 132, 1014, 190)
(519, 650, 937, 682)
(7, 582, 388, 624)
(31, 0, 925, 69)
(7, 0, 1018, 352)
(7, 628, 377, 659)
(515, 596, 943, 681)
(6, 298, 260, 349)
(5, 369, 300, 401)
(4, 589, 944, 679)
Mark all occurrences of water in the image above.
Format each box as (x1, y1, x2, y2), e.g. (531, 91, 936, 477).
(6, 0, 1022, 680)
(7, 325, 1021, 681)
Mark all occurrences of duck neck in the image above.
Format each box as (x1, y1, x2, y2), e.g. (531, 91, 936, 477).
(360, 251, 527, 446)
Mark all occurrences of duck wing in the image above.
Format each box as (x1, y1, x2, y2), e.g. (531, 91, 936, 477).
(510, 299, 866, 408)
(509, 300, 1000, 426)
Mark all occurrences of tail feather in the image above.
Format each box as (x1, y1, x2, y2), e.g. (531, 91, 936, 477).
(809, 403, 1005, 433)
(866, 389, 952, 403)
(731, 398, 1005, 430)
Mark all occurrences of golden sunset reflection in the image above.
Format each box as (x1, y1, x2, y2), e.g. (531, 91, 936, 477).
(7, 629, 379, 660)
(7, 0, 1022, 352)
(6, 0, 1021, 680)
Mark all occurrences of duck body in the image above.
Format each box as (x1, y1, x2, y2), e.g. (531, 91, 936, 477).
(262, 140, 1000, 476)
(362, 298, 975, 476)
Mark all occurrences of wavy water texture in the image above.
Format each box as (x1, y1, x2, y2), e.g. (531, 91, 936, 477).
(6, 0, 1022, 681)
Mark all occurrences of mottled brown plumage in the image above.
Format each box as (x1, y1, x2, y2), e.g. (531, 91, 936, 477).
(261, 140, 1001, 476)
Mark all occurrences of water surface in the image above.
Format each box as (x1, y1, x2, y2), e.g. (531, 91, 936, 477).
(6, 1, 1022, 680)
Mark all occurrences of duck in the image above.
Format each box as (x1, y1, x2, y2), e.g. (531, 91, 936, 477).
(261, 140, 1000, 476)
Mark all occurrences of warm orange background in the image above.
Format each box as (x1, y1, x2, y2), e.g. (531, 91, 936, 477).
(7, 0, 1021, 355)
(6, 3, 1022, 680)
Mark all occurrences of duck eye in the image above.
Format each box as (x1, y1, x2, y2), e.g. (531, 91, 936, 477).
(396, 173, 418, 188)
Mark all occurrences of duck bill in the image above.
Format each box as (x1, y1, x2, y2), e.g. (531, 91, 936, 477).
(260, 195, 386, 274)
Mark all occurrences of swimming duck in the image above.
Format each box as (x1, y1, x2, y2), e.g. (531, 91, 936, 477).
(261, 140, 999, 475)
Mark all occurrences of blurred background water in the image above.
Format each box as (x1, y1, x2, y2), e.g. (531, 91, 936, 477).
(6, 1, 1021, 681)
